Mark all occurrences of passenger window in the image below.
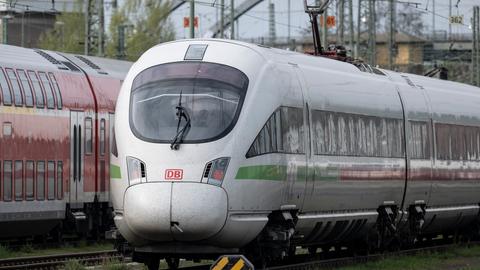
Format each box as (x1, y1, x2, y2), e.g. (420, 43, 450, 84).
(85, 117, 93, 154)
(247, 109, 283, 158)
(17, 70, 34, 107)
(0, 69, 12, 106)
(3, 161, 12, 201)
(28, 71, 45, 108)
(100, 119, 106, 155)
(57, 161, 63, 200)
(281, 107, 305, 154)
(47, 161, 55, 200)
(14, 160, 23, 201)
(6, 69, 24, 107)
(26, 161, 34, 200)
(48, 73, 62, 109)
(36, 161, 45, 200)
(410, 121, 431, 159)
(38, 72, 55, 109)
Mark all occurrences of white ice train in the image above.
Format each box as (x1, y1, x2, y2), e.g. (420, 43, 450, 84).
(111, 39, 480, 269)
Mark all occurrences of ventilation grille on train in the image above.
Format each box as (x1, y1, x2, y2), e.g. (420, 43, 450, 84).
(75, 55, 109, 75)
(61, 61, 81, 72)
(34, 50, 69, 71)
(203, 162, 213, 178)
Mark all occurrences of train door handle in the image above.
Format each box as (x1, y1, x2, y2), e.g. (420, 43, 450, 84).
(73, 125, 77, 182)
(78, 125, 82, 182)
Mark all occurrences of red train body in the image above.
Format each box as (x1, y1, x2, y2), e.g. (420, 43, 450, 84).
(0, 44, 131, 238)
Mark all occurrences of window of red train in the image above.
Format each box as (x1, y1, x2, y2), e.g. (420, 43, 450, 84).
(6, 69, 24, 107)
(14, 161, 23, 201)
(26, 161, 34, 201)
(48, 73, 62, 109)
(0, 68, 13, 106)
(38, 72, 55, 109)
(17, 70, 34, 107)
(3, 161, 12, 201)
(36, 161, 45, 201)
(27, 71, 45, 108)
(85, 117, 93, 154)
(47, 161, 55, 200)
(100, 119, 106, 155)
(57, 161, 63, 200)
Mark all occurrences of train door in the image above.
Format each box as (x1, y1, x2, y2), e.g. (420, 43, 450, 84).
(292, 66, 314, 211)
(70, 111, 85, 206)
(280, 64, 308, 210)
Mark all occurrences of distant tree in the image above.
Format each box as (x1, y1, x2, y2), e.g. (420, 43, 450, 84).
(38, 0, 84, 54)
(105, 0, 175, 61)
(396, 3, 425, 37)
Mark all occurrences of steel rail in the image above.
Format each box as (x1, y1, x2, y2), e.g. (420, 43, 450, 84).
(0, 250, 121, 270)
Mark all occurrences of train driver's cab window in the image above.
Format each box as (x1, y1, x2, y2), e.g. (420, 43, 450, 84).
(130, 62, 248, 144)
(6, 69, 24, 107)
(17, 70, 34, 107)
(38, 72, 55, 109)
(0, 68, 13, 106)
(28, 71, 45, 108)
(85, 117, 93, 154)
(246, 106, 305, 158)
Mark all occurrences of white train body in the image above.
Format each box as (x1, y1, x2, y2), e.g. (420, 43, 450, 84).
(111, 39, 480, 259)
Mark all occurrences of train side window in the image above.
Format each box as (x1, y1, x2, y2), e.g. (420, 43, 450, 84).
(0, 68, 13, 106)
(111, 128, 118, 157)
(281, 107, 305, 154)
(85, 117, 93, 154)
(100, 119, 106, 155)
(28, 71, 45, 108)
(3, 161, 12, 201)
(26, 161, 34, 200)
(57, 161, 63, 200)
(38, 72, 55, 109)
(48, 73, 62, 109)
(14, 160, 23, 201)
(410, 121, 431, 159)
(17, 70, 34, 107)
(36, 161, 45, 200)
(6, 69, 24, 107)
(246, 108, 283, 158)
(47, 161, 55, 200)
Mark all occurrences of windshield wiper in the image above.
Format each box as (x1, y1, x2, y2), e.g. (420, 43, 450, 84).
(170, 91, 191, 150)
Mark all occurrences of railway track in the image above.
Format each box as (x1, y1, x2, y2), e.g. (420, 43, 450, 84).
(0, 250, 122, 270)
(176, 241, 480, 270)
(266, 242, 480, 270)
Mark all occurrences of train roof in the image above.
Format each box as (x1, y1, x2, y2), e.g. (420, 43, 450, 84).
(0, 44, 132, 79)
(156, 39, 480, 97)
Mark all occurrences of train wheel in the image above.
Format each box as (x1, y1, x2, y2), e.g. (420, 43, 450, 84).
(145, 257, 160, 270)
(166, 257, 180, 270)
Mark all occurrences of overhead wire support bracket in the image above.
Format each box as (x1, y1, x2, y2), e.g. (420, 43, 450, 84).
(303, 0, 332, 56)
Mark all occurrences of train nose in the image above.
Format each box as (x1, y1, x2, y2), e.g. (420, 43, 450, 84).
(123, 182, 228, 242)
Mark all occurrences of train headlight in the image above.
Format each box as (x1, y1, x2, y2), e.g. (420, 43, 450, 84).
(203, 157, 230, 186)
(126, 156, 147, 185)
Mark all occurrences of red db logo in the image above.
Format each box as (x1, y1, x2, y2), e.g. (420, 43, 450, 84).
(165, 169, 183, 180)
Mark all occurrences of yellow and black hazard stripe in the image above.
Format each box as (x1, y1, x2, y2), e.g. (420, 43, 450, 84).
(211, 255, 254, 270)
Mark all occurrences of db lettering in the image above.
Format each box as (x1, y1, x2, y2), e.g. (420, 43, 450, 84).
(165, 169, 183, 180)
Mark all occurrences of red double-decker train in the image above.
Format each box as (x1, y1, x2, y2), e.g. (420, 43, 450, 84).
(0, 44, 131, 239)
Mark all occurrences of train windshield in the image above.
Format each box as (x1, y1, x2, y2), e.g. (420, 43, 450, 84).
(130, 62, 249, 143)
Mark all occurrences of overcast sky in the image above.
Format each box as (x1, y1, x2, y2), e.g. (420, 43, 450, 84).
(168, 0, 478, 39)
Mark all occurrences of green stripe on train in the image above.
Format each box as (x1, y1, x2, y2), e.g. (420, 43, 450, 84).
(235, 165, 340, 181)
(110, 164, 122, 179)
(235, 165, 287, 181)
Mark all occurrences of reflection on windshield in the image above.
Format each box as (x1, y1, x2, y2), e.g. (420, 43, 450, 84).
(130, 62, 248, 143)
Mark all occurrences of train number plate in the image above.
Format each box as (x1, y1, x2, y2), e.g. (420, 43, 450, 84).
(165, 169, 183, 180)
